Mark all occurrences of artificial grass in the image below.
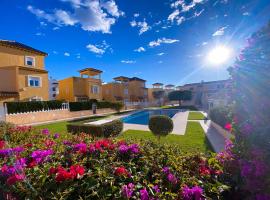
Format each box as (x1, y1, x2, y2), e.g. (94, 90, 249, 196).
(118, 121, 212, 153)
(188, 111, 206, 120)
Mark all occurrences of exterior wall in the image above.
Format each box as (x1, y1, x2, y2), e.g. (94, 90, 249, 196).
(0, 46, 45, 69)
(148, 88, 164, 105)
(0, 67, 17, 92)
(128, 80, 147, 102)
(0, 44, 49, 102)
(102, 82, 129, 102)
(57, 78, 75, 102)
(18, 68, 49, 101)
(85, 78, 102, 100)
(58, 77, 103, 102)
(6, 108, 115, 125)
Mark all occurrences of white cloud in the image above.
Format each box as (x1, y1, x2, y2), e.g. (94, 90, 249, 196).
(202, 42, 208, 46)
(134, 13, 139, 17)
(101, 0, 124, 17)
(40, 21, 47, 26)
(212, 26, 227, 36)
(130, 19, 151, 35)
(149, 38, 179, 47)
(27, 0, 124, 34)
(86, 40, 110, 55)
(176, 16, 185, 25)
(35, 32, 45, 36)
(243, 12, 250, 16)
(52, 51, 58, 54)
(168, 9, 180, 21)
(171, 0, 204, 12)
(86, 44, 105, 54)
(76, 53, 81, 59)
(158, 61, 163, 64)
(53, 27, 60, 30)
(134, 47, 145, 52)
(157, 52, 165, 56)
(64, 52, 70, 56)
(121, 60, 136, 64)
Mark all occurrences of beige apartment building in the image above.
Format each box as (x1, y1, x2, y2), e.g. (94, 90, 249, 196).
(176, 79, 232, 110)
(0, 40, 49, 104)
(57, 68, 103, 102)
(102, 76, 148, 103)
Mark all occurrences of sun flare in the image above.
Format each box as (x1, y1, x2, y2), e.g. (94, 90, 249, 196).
(207, 46, 231, 65)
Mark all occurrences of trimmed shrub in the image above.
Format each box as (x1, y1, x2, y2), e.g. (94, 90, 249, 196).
(149, 115, 173, 139)
(5, 100, 63, 114)
(69, 100, 123, 112)
(209, 106, 232, 128)
(0, 121, 14, 137)
(67, 119, 123, 137)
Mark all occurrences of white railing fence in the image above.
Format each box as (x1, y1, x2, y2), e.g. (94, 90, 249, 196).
(6, 102, 70, 115)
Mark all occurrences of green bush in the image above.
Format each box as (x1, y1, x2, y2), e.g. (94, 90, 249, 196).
(69, 100, 123, 112)
(209, 106, 232, 128)
(149, 115, 174, 139)
(0, 121, 14, 138)
(67, 119, 123, 137)
(5, 100, 63, 114)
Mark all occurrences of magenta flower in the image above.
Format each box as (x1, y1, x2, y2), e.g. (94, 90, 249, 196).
(167, 173, 178, 185)
(54, 133, 60, 139)
(118, 144, 140, 157)
(153, 185, 160, 193)
(182, 186, 203, 200)
(31, 149, 54, 164)
(0, 146, 24, 157)
(121, 183, 134, 199)
(140, 188, 149, 200)
(41, 128, 50, 135)
(162, 166, 170, 174)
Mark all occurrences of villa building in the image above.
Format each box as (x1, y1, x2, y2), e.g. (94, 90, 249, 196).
(102, 76, 148, 104)
(0, 40, 49, 103)
(49, 77, 59, 100)
(148, 83, 165, 105)
(176, 79, 232, 110)
(57, 68, 102, 102)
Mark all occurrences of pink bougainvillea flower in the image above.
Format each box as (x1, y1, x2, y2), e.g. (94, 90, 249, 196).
(6, 174, 25, 185)
(114, 166, 130, 177)
(140, 188, 149, 200)
(182, 185, 203, 200)
(0, 140, 5, 149)
(224, 123, 232, 132)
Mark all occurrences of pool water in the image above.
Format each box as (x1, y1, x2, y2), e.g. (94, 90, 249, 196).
(122, 109, 180, 125)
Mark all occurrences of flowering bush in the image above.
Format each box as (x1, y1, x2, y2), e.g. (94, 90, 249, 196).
(226, 22, 270, 198)
(0, 125, 232, 199)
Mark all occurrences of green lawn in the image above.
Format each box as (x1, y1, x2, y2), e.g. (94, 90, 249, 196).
(188, 111, 206, 120)
(119, 121, 212, 153)
(161, 105, 198, 110)
(35, 116, 107, 133)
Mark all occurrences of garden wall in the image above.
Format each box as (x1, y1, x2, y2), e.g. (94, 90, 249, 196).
(6, 108, 115, 125)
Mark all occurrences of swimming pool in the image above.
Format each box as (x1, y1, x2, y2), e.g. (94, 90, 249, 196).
(122, 109, 180, 125)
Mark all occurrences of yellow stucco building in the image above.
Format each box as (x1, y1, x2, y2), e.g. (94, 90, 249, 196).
(102, 76, 148, 103)
(0, 40, 49, 104)
(57, 68, 103, 102)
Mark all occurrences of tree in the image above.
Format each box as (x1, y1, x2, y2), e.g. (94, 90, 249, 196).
(168, 90, 192, 106)
(152, 90, 165, 106)
(148, 115, 173, 140)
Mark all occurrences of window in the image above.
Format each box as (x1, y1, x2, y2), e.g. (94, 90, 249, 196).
(28, 76, 41, 87)
(52, 94, 56, 98)
(52, 87, 56, 91)
(91, 85, 99, 94)
(124, 89, 128, 95)
(25, 56, 35, 66)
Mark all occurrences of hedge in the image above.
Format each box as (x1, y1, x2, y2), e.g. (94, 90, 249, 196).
(69, 100, 123, 112)
(67, 119, 123, 137)
(5, 100, 63, 114)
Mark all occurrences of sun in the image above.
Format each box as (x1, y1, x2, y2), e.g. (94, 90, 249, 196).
(207, 46, 231, 65)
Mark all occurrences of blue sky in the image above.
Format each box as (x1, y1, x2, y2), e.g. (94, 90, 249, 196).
(1, 0, 270, 87)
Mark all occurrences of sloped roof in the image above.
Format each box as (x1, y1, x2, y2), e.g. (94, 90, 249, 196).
(0, 40, 47, 55)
